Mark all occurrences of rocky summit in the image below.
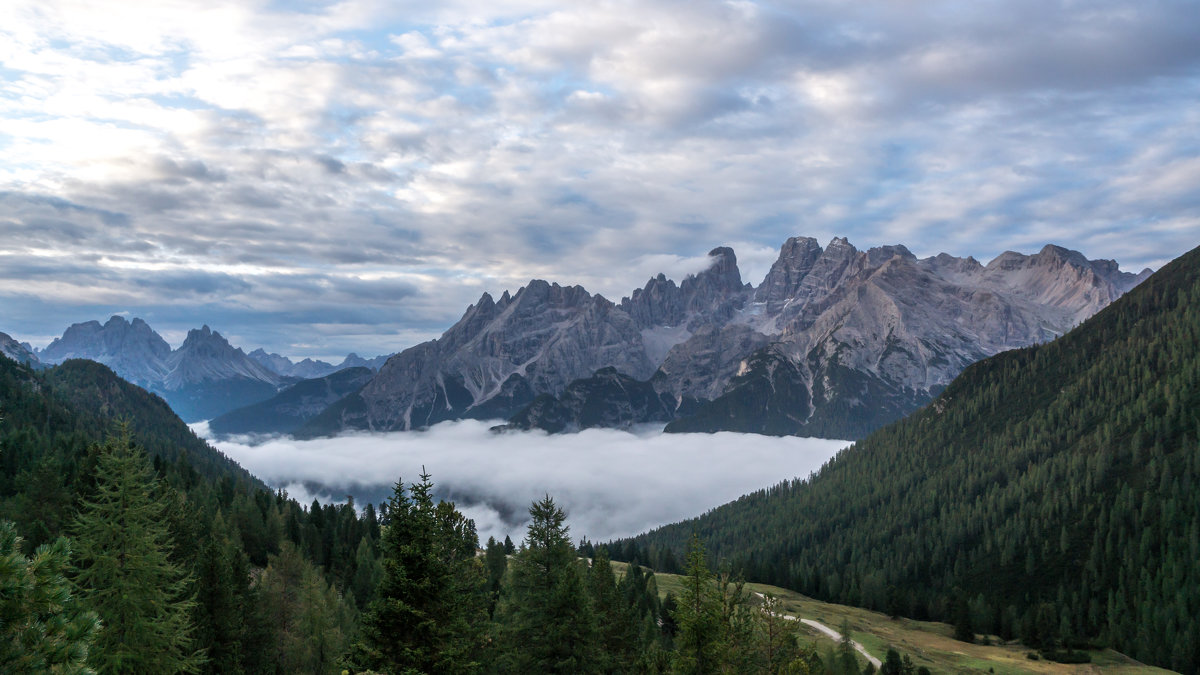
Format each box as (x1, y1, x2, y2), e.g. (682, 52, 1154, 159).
(300, 236, 1151, 439)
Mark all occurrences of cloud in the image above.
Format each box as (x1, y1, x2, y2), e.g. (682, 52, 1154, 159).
(198, 419, 850, 545)
(0, 0, 1197, 359)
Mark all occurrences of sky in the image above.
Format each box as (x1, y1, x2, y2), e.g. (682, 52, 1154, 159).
(2, 0, 1198, 360)
(194, 419, 851, 543)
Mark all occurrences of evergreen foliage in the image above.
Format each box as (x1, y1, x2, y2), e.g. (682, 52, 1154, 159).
(71, 427, 205, 673)
(0, 520, 98, 674)
(496, 496, 600, 673)
(612, 245, 1200, 673)
(358, 472, 488, 674)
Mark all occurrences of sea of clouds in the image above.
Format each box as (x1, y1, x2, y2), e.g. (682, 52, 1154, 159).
(195, 420, 849, 546)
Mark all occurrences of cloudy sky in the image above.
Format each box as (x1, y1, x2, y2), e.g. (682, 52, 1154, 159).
(2, 0, 1198, 359)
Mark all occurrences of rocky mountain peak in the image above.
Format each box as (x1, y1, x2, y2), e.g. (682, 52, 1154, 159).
(755, 236, 823, 312)
(619, 246, 748, 331)
(866, 244, 915, 266)
(39, 315, 172, 387)
(0, 331, 43, 369)
(696, 246, 742, 292)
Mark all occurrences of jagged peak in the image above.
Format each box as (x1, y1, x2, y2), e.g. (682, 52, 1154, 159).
(1035, 244, 1091, 269)
(866, 244, 916, 266)
(826, 236, 853, 251)
(103, 315, 131, 328)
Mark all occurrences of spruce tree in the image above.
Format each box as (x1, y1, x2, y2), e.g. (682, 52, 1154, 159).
(193, 513, 250, 674)
(359, 472, 487, 674)
(672, 534, 725, 675)
(484, 536, 507, 618)
(496, 495, 599, 673)
(71, 428, 204, 673)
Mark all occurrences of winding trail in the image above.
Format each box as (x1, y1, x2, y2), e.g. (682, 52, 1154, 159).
(755, 593, 882, 668)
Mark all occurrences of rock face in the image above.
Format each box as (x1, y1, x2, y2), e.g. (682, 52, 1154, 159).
(317, 236, 1149, 439)
(500, 367, 674, 433)
(39, 316, 171, 387)
(0, 331, 43, 369)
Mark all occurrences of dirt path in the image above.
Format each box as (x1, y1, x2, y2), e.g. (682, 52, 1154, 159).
(755, 593, 882, 668)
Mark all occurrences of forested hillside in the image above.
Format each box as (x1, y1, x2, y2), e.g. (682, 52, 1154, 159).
(0, 355, 377, 672)
(612, 245, 1200, 673)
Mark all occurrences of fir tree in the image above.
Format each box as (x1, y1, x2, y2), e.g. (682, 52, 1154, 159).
(259, 541, 355, 674)
(193, 513, 250, 674)
(351, 537, 383, 608)
(71, 428, 204, 673)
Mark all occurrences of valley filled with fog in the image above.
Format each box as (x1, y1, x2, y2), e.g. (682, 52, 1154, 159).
(196, 420, 849, 545)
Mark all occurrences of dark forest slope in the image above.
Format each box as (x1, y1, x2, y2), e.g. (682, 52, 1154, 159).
(1, 357, 264, 491)
(613, 245, 1200, 673)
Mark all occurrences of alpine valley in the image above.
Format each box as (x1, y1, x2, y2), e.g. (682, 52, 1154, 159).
(17, 236, 1150, 439)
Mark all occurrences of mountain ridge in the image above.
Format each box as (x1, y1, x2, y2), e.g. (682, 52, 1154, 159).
(340, 235, 1148, 439)
(607, 243, 1199, 673)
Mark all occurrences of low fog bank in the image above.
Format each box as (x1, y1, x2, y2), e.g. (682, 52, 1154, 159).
(195, 420, 849, 545)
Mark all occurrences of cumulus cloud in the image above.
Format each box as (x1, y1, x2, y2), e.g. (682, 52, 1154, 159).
(1, 0, 1196, 358)
(198, 420, 850, 544)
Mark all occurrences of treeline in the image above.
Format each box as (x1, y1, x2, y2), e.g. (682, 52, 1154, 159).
(3, 432, 921, 673)
(2, 352, 929, 673)
(609, 246, 1200, 673)
(0, 356, 379, 672)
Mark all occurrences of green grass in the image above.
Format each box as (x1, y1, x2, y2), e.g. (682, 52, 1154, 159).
(611, 562, 1175, 675)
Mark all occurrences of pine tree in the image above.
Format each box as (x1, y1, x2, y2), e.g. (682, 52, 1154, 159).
(71, 428, 204, 674)
(0, 520, 99, 674)
(259, 541, 355, 674)
(496, 495, 599, 674)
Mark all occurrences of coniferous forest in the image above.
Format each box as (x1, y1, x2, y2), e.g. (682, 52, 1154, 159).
(1, 352, 889, 674)
(2, 259, 1197, 675)
(611, 245, 1200, 673)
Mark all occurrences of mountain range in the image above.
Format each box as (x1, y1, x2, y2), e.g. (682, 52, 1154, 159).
(300, 237, 1149, 439)
(609, 242, 1200, 672)
(6, 236, 1149, 437)
(29, 316, 390, 422)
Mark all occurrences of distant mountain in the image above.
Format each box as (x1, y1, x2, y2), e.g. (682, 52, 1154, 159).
(320, 236, 1147, 438)
(337, 352, 390, 371)
(39, 315, 171, 387)
(248, 348, 391, 380)
(610, 244, 1199, 673)
(208, 366, 375, 436)
(35, 318, 290, 422)
(0, 331, 43, 369)
(158, 326, 290, 422)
